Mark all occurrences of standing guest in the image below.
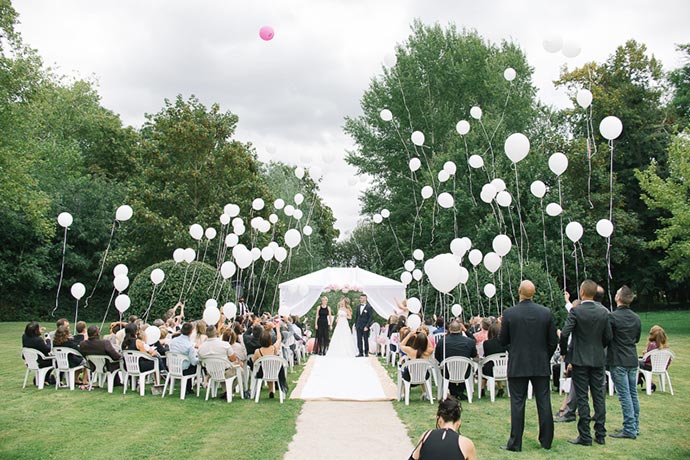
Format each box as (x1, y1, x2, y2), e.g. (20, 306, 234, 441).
(499, 280, 558, 452)
(608, 285, 641, 440)
(79, 325, 122, 374)
(434, 320, 477, 400)
(314, 296, 332, 356)
(410, 397, 476, 460)
(354, 293, 374, 357)
(169, 322, 199, 379)
(73, 321, 87, 344)
(22, 322, 53, 369)
(237, 297, 249, 317)
(555, 291, 581, 423)
(559, 279, 613, 447)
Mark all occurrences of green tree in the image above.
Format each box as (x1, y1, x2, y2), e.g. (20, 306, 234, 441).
(669, 44, 690, 129)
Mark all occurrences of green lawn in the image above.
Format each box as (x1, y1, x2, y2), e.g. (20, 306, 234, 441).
(0, 322, 305, 460)
(387, 310, 690, 460)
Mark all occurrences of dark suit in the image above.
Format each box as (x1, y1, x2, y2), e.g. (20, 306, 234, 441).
(79, 337, 122, 372)
(499, 299, 559, 451)
(354, 302, 374, 356)
(559, 300, 612, 443)
(22, 334, 53, 368)
(435, 333, 476, 398)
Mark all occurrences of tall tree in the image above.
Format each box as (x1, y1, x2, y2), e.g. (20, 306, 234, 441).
(669, 44, 690, 130)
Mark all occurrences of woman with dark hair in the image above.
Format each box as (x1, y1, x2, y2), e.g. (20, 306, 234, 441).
(409, 398, 476, 460)
(399, 330, 434, 387)
(121, 323, 157, 372)
(22, 322, 52, 367)
(53, 325, 88, 385)
(253, 324, 283, 398)
(480, 322, 508, 397)
(314, 296, 332, 355)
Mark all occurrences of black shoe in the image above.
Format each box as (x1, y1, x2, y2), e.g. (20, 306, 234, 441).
(356, 354, 363, 357)
(651, 383, 657, 392)
(218, 392, 227, 400)
(609, 432, 636, 439)
(269, 392, 275, 399)
(554, 415, 576, 423)
(500, 445, 521, 452)
(595, 437, 606, 445)
(568, 437, 592, 446)
(497, 388, 505, 398)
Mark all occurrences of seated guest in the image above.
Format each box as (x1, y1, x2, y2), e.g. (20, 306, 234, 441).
(399, 330, 434, 386)
(103, 322, 125, 349)
(253, 325, 284, 398)
(233, 322, 246, 345)
(410, 397, 476, 460)
(22, 321, 53, 368)
(424, 317, 436, 335)
(394, 298, 410, 317)
(244, 324, 263, 361)
(193, 320, 208, 348)
(199, 325, 242, 398)
(121, 323, 158, 372)
(481, 322, 508, 397)
(434, 317, 446, 335)
(48, 318, 69, 342)
(169, 322, 199, 377)
(53, 325, 88, 385)
(73, 321, 87, 344)
(473, 318, 491, 352)
(638, 325, 670, 390)
(435, 320, 477, 399)
(223, 329, 248, 363)
(79, 325, 122, 374)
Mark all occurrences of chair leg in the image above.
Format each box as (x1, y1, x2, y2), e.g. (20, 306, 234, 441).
(37, 369, 49, 390)
(489, 379, 496, 402)
(279, 386, 285, 404)
(254, 379, 262, 403)
(69, 370, 76, 391)
(180, 378, 187, 400)
(426, 381, 434, 404)
(404, 382, 410, 406)
(226, 380, 233, 403)
(161, 375, 170, 398)
(139, 376, 145, 396)
(23, 369, 30, 389)
(466, 381, 473, 403)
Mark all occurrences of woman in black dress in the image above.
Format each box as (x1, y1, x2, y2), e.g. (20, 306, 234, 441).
(410, 398, 476, 460)
(314, 296, 332, 355)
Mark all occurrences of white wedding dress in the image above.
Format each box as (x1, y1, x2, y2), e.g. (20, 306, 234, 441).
(326, 309, 357, 358)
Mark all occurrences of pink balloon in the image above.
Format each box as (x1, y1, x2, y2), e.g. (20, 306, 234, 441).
(259, 25, 275, 41)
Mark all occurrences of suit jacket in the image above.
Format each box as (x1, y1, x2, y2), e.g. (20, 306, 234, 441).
(354, 302, 374, 331)
(499, 299, 558, 378)
(434, 333, 476, 362)
(559, 300, 612, 368)
(79, 338, 122, 372)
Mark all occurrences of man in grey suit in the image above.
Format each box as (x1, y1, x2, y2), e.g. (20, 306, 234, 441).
(499, 280, 559, 452)
(560, 279, 613, 446)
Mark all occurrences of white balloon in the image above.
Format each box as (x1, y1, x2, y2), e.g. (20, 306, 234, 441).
(480, 183, 497, 203)
(266, 144, 277, 155)
(470, 106, 482, 120)
(294, 166, 305, 180)
(491, 178, 507, 192)
(220, 213, 230, 225)
(380, 109, 393, 121)
(496, 191, 513, 207)
(543, 34, 563, 53)
(71, 282, 86, 300)
(232, 217, 243, 228)
(261, 246, 274, 261)
(407, 314, 422, 331)
(562, 40, 581, 58)
(577, 89, 593, 109)
(400, 271, 413, 285)
(407, 297, 422, 314)
(437, 192, 454, 209)
(483, 252, 502, 273)
(438, 170, 450, 183)
(381, 209, 390, 218)
(461, 237, 472, 250)
(258, 220, 271, 233)
(303, 225, 313, 236)
(443, 161, 457, 175)
(223, 302, 237, 318)
(294, 193, 304, 205)
(373, 214, 383, 224)
(114, 294, 130, 313)
(268, 241, 279, 250)
(173, 248, 185, 263)
(252, 198, 265, 211)
(151, 268, 165, 286)
(359, 175, 368, 184)
(234, 224, 246, 236)
(347, 176, 358, 186)
(383, 53, 397, 68)
(456, 120, 470, 135)
(250, 247, 261, 261)
(113, 264, 128, 277)
(451, 304, 463, 317)
(409, 157, 421, 172)
(492, 234, 512, 257)
(57, 212, 73, 228)
(504, 133, 530, 163)
(404, 260, 415, 271)
(274, 247, 288, 263)
(424, 253, 463, 294)
(484, 283, 497, 299)
(599, 116, 623, 140)
(224, 203, 240, 217)
(115, 205, 133, 222)
(145, 326, 161, 345)
(309, 166, 323, 180)
(596, 219, 614, 238)
(421, 186, 433, 200)
(285, 229, 302, 249)
(284, 205, 295, 217)
(205, 298, 218, 310)
(114, 274, 129, 292)
(504, 67, 516, 81)
(203, 306, 221, 325)
(274, 199, 285, 210)
(189, 224, 203, 240)
(413, 249, 424, 261)
(565, 221, 584, 243)
(205, 227, 217, 240)
(530, 180, 547, 199)
(468, 249, 483, 267)
(293, 209, 303, 220)
(545, 203, 563, 216)
(269, 213, 278, 224)
(225, 233, 239, 247)
(183, 247, 196, 263)
(220, 261, 236, 279)
(234, 247, 252, 269)
(548, 152, 569, 176)
(450, 238, 467, 258)
(412, 269, 423, 281)
(411, 131, 425, 146)
(468, 155, 484, 169)
(458, 266, 469, 285)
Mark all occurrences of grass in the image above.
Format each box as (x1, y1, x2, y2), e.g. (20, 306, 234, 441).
(0, 322, 305, 460)
(387, 310, 690, 460)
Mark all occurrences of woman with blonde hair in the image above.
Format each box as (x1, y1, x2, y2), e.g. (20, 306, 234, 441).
(638, 325, 670, 391)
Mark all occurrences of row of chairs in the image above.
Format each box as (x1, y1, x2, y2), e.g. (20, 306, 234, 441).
(21, 347, 291, 403)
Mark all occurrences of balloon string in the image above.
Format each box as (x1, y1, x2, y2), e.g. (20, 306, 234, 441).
(386, 219, 406, 264)
(478, 120, 496, 178)
(184, 240, 203, 297)
(573, 243, 580, 296)
(257, 261, 276, 311)
(84, 220, 117, 309)
(74, 299, 79, 326)
(606, 236, 613, 311)
(463, 138, 477, 206)
(607, 140, 615, 309)
(473, 267, 483, 316)
(142, 284, 157, 324)
(189, 239, 210, 296)
(177, 263, 191, 303)
(52, 226, 69, 318)
(99, 287, 117, 332)
(578, 243, 589, 279)
(557, 179, 567, 290)
(539, 200, 555, 308)
(270, 263, 284, 313)
(512, 163, 529, 275)
(371, 231, 384, 270)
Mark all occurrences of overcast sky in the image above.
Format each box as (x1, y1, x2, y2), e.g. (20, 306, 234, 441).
(13, 0, 689, 237)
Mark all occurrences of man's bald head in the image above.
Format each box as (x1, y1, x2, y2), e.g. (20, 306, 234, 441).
(518, 280, 536, 300)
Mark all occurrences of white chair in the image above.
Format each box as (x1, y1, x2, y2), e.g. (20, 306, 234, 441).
(478, 353, 509, 402)
(252, 355, 288, 403)
(388, 333, 400, 366)
(122, 350, 160, 396)
(476, 342, 485, 359)
(439, 357, 477, 403)
(281, 337, 295, 373)
(52, 347, 86, 391)
(558, 361, 568, 395)
(162, 352, 197, 400)
(201, 358, 241, 403)
(640, 349, 675, 396)
(397, 359, 435, 406)
(85, 355, 120, 393)
(605, 370, 615, 396)
(21, 348, 54, 390)
(369, 323, 381, 354)
(432, 332, 446, 346)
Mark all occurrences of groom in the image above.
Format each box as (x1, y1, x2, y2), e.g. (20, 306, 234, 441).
(355, 293, 374, 357)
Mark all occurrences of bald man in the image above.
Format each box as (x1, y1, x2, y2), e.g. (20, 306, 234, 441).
(499, 280, 559, 452)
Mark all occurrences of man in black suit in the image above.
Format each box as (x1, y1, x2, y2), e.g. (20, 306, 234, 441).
(434, 319, 476, 399)
(499, 280, 559, 452)
(354, 294, 374, 357)
(560, 279, 613, 446)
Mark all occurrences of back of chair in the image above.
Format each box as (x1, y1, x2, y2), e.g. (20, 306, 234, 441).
(166, 352, 189, 377)
(22, 347, 48, 371)
(433, 332, 445, 344)
(202, 358, 231, 380)
(254, 355, 285, 381)
(441, 356, 474, 382)
(122, 350, 151, 374)
(403, 359, 433, 385)
(647, 349, 674, 373)
(87, 355, 115, 374)
(52, 347, 82, 370)
(483, 353, 508, 379)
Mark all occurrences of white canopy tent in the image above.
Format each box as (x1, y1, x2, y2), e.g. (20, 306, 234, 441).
(278, 267, 406, 319)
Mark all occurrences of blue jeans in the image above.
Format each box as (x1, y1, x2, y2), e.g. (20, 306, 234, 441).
(612, 366, 639, 437)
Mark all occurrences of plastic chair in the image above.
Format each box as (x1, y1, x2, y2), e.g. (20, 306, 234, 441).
(397, 359, 435, 406)
(162, 352, 197, 400)
(640, 349, 675, 395)
(252, 355, 288, 403)
(201, 358, 241, 402)
(52, 347, 86, 391)
(478, 353, 509, 402)
(369, 323, 381, 354)
(605, 370, 615, 396)
(21, 348, 54, 390)
(388, 333, 399, 366)
(121, 350, 160, 396)
(86, 355, 120, 393)
(281, 337, 295, 373)
(432, 332, 446, 346)
(439, 357, 477, 403)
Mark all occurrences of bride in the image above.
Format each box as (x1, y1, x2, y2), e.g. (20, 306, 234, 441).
(325, 297, 357, 358)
